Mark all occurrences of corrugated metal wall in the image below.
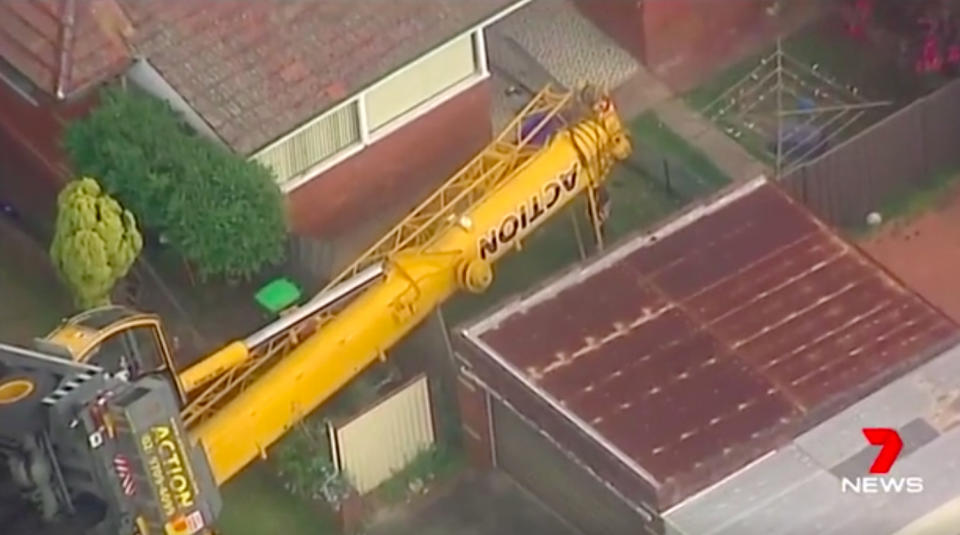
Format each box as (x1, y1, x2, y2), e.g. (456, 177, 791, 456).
(492, 399, 658, 535)
(782, 78, 960, 227)
(331, 375, 435, 494)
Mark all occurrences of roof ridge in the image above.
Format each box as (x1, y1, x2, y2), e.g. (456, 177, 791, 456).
(55, 0, 76, 99)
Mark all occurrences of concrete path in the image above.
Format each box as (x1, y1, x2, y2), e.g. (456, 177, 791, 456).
(487, 0, 769, 182)
(492, 0, 638, 91)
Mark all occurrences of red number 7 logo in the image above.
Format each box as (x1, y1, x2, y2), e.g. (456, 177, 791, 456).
(863, 428, 903, 474)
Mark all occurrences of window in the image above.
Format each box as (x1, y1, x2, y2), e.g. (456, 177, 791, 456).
(252, 30, 485, 189)
(254, 100, 361, 185)
(0, 57, 38, 105)
(363, 32, 478, 132)
(88, 325, 167, 378)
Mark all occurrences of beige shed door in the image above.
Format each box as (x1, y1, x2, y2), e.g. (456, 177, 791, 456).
(331, 375, 435, 494)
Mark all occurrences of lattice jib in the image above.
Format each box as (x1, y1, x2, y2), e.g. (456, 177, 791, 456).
(320, 86, 573, 293)
(181, 86, 574, 426)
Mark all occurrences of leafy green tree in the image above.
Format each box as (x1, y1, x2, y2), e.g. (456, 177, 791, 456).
(64, 86, 287, 280)
(50, 178, 143, 309)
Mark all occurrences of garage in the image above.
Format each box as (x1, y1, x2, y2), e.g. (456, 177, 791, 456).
(491, 396, 651, 535)
(454, 177, 960, 534)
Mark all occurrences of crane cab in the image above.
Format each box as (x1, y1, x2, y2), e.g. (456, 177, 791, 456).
(36, 306, 186, 403)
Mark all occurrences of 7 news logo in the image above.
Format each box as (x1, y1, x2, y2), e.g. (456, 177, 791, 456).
(840, 428, 924, 494)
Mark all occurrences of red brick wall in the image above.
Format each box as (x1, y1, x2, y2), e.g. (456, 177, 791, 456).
(1, 76, 493, 239)
(0, 81, 96, 232)
(573, 1, 645, 61)
(456, 372, 493, 468)
(287, 79, 493, 238)
(642, 0, 768, 91)
(577, 0, 793, 92)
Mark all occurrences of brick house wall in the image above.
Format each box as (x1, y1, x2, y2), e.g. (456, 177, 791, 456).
(287, 79, 493, 238)
(576, 0, 799, 92)
(1, 74, 493, 241)
(456, 371, 494, 468)
(0, 81, 95, 233)
(572, 0, 647, 61)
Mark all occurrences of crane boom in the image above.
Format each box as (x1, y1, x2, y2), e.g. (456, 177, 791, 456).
(176, 87, 576, 400)
(190, 88, 631, 484)
(0, 86, 630, 535)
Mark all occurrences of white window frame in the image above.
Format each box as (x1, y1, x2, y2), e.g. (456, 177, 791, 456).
(0, 58, 39, 106)
(275, 31, 487, 193)
(258, 0, 534, 193)
(362, 32, 480, 135)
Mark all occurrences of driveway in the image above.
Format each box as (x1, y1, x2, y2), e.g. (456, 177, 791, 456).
(366, 471, 579, 535)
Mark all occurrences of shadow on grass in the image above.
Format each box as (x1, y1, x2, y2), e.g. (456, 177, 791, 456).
(219, 462, 337, 535)
(0, 221, 72, 345)
(629, 112, 731, 192)
(372, 444, 465, 506)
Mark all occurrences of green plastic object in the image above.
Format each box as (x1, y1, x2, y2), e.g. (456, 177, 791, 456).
(255, 278, 302, 314)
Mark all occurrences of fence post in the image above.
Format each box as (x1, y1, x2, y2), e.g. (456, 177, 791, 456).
(663, 158, 672, 195)
(919, 92, 929, 185)
(801, 166, 808, 205)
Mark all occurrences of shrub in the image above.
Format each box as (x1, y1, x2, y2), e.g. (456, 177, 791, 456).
(64, 86, 286, 280)
(50, 177, 142, 309)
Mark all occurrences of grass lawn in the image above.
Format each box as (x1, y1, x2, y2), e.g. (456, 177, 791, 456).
(218, 462, 337, 535)
(442, 114, 716, 325)
(687, 19, 937, 113)
(685, 17, 950, 168)
(0, 228, 72, 345)
(629, 112, 731, 197)
(0, 261, 70, 344)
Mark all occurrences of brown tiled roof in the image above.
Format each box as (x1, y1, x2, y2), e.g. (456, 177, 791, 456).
(467, 178, 960, 507)
(0, 0, 133, 98)
(0, 0, 518, 154)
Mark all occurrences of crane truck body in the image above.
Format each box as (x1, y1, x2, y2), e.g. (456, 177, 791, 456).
(0, 86, 631, 535)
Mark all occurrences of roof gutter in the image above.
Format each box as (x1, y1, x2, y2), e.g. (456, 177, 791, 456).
(462, 329, 661, 486)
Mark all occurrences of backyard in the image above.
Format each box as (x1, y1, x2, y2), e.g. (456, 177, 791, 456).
(206, 99, 733, 534)
(444, 111, 730, 325)
(0, 219, 71, 345)
(686, 14, 954, 172)
(857, 168, 960, 324)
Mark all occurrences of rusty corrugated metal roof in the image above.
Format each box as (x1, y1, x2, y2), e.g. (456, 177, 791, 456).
(466, 177, 960, 507)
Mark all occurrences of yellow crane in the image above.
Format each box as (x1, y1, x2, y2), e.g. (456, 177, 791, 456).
(0, 85, 630, 535)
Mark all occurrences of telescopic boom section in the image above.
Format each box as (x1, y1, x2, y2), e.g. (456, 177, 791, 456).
(177, 87, 575, 398)
(189, 87, 632, 484)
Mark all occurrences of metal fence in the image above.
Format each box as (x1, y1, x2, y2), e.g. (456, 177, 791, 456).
(626, 145, 727, 203)
(781, 78, 960, 227)
(330, 374, 436, 494)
